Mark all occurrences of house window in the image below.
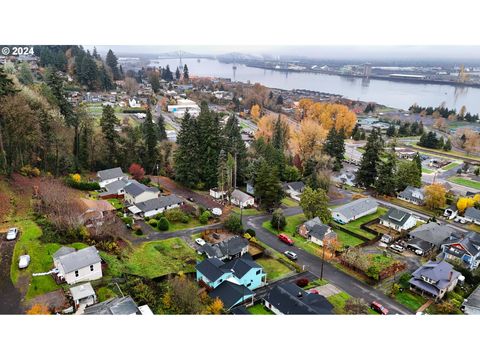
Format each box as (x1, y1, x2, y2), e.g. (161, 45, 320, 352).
(75, 270, 79, 277)
(256, 270, 261, 275)
(90, 265, 94, 271)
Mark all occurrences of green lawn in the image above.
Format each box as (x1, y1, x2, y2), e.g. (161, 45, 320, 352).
(247, 303, 274, 315)
(281, 197, 299, 207)
(448, 177, 480, 190)
(327, 291, 377, 314)
(304, 278, 329, 289)
(422, 167, 434, 174)
(10, 219, 88, 300)
(232, 207, 263, 216)
(124, 238, 197, 278)
(335, 208, 387, 240)
(441, 162, 461, 171)
(106, 198, 123, 210)
(256, 257, 292, 281)
(149, 218, 204, 232)
(336, 229, 364, 248)
(412, 144, 480, 162)
(395, 290, 426, 312)
(96, 286, 117, 302)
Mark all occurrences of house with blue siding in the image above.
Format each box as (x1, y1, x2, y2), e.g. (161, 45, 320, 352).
(441, 231, 480, 270)
(195, 254, 266, 310)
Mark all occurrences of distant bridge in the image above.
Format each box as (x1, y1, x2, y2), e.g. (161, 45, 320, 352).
(156, 50, 214, 60)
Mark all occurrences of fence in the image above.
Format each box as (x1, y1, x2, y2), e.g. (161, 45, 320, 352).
(330, 221, 381, 247)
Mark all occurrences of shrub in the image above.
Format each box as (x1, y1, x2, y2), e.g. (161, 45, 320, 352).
(165, 208, 185, 222)
(20, 164, 41, 177)
(181, 214, 190, 223)
(224, 213, 243, 234)
(271, 208, 286, 230)
(70, 173, 81, 182)
(199, 210, 211, 225)
(245, 228, 256, 237)
(135, 228, 143, 236)
(155, 213, 165, 220)
(148, 219, 158, 227)
(243, 232, 252, 240)
(65, 177, 100, 191)
(158, 217, 170, 231)
(296, 278, 309, 287)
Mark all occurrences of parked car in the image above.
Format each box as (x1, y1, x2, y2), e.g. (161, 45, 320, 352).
(284, 250, 298, 260)
(278, 233, 294, 246)
(6, 227, 19, 241)
(18, 255, 30, 269)
(195, 238, 206, 246)
(414, 249, 423, 256)
(390, 244, 405, 253)
(380, 234, 393, 244)
(370, 301, 389, 315)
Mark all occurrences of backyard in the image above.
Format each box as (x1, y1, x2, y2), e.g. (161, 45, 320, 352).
(255, 257, 293, 281)
(123, 238, 198, 278)
(247, 303, 274, 315)
(335, 208, 388, 240)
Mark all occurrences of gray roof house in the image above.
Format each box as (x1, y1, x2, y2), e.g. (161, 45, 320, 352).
(230, 189, 254, 207)
(97, 167, 127, 188)
(407, 222, 457, 255)
(264, 283, 334, 315)
(283, 181, 305, 201)
(441, 231, 480, 270)
(84, 296, 145, 315)
(397, 186, 425, 205)
(379, 208, 417, 232)
(199, 236, 249, 261)
(462, 284, 480, 314)
(298, 217, 323, 237)
(70, 282, 97, 310)
(99, 178, 129, 198)
(128, 195, 184, 217)
(409, 260, 461, 300)
(53, 246, 102, 285)
(464, 207, 480, 225)
(331, 197, 378, 224)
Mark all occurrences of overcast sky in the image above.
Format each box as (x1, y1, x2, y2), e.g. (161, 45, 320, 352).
(88, 45, 480, 62)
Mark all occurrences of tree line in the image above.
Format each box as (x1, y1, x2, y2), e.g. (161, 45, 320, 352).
(409, 103, 479, 122)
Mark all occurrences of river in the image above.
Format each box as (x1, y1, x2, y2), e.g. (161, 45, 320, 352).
(150, 58, 480, 114)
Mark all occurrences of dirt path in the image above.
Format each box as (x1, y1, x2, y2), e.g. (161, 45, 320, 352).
(0, 238, 23, 314)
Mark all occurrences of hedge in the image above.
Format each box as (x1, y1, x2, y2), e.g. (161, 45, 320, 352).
(65, 177, 100, 191)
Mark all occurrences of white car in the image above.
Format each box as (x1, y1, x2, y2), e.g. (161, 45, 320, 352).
(6, 227, 19, 241)
(390, 244, 405, 253)
(195, 238, 206, 246)
(18, 255, 30, 269)
(284, 250, 298, 260)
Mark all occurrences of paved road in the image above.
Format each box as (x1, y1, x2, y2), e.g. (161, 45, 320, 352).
(131, 222, 224, 243)
(0, 238, 22, 314)
(254, 271, 317, 300)
(243, 213, 413, 315)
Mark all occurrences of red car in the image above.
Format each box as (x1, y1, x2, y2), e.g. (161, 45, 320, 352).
(370, 301, 389, 315)
(278, 233, 294, 246)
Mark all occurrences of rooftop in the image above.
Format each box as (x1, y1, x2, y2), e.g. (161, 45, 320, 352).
(54, 246, 101, 274)
(97, 167, 125, 181)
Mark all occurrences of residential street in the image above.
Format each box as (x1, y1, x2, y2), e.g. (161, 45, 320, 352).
(243, 212, 413, 315)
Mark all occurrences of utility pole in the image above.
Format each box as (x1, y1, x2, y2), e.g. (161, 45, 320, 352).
(234, 152, 237, 189)
(320, 244, 326, 280)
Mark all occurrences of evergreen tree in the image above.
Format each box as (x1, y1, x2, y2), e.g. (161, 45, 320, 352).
(356, 129, 382, 188)
(92, 46, 100, 60)
(175, 67, 181, 81)
(217, 150, 229, 199)
(157, 114, 167, 141)
(375, 151, 397, 196)
(437, 136, 444, 150)
(396, 160, 421, 191)
(413, 152, 422, 173)
(276, 95, 284, 105)
(299, 186, 332, 223)
(162, 65, 173, 81)
(106, 49, 120, 80)
(386, 124, 396, 137)
(79, 52, 98, 89)
(183, 64, 189, 80)
(324, 127, 345, 171)
(174, 112, 200, 187)
(100, 105, 120, 165)
(18, 62, 34, 85)
(443, 138, 452, 151)
(254, 160, 284, 209)
(142, 108, 158, 173)
(222, 114, 247, 185)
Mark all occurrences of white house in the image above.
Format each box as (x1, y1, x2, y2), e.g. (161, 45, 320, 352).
(128, 98, 141, 108)
(210, 188, 227, 199)
(167, 99, 200, 118)
(283, 181, 305, 201)
(97, 167, 127, 188)
(124, 180, 160, 205)
(465, 207, 480, 225)
(379, 208, 417, 232)
(70, 282, 97, 309)
(53, 246, 102, 285)
(230, 189, 255, 208)
(331, 197, 378, 224)
(397, 186, 425, 205)
(128, 195, 184, 218)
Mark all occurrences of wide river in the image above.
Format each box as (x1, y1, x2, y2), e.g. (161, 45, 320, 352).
(151, 58, 480, 114)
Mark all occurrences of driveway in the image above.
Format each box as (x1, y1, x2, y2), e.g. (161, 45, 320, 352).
(243, 213, 413, 314)
(0, 236, 22, 314)
(130, 222, 224, 243)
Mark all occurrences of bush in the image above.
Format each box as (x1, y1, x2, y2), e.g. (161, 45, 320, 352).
(135, 228, 143, 236)
(121, 216, 133, 226)
(296, 278, 309, 287)
(158, 217, 170, 231)
(224, 213, 243, 234)
(244, 228, 256, 237)
(165, 208, 185, 222)
(148, 219, 158, 227)
(155, 213, 165, 220)
(65, 177, 100, 191)
(243, 232, 252, 240)
(199, 210, 211, 225)
(181, 214, 190, 223)
(20, 164, 41, 177)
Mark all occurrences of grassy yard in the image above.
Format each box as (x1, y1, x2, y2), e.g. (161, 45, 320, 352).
(106, 198, 123, 210)
(281, 197, 299, 207)
(10, 219, 88, 300)
(335, 208, 387, 240)
(395, 290, 426, 312)
(326, 291, 377, 314)
(336, 229, 364, 248)
(422, 167, 435, 174)
(256, 257, 292, 281)
(96, 286, 117, 302)
(247, 303, 274, 315)
(448, 177, 480, 190)
(441, 162, 461, 171)
(412, 144, 480, 162)
(232, 207, 263, 216)
(123, 238, 197, 278)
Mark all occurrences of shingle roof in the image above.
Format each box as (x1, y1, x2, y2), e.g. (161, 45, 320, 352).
(332, 197, 377, 220)
(53, 246, 75, 260)
(303, 217, 322, 232)
(464, 285, 480, 311)
(308, 224, 330, 240)
(104, 178, 129, 194)
(124, 180, 159, 197)
(69, 282, 95, 301)
(380, 208, 413, 226)
(231, 189, 253, 203)
(465, 207, 480, 222)
(199, 236, 249, 259)
(209, 281, 254, 309)
(97, 167, 125, 181)
(135, 195, 183, 213)
(220, 254, 261, 278)
(410, 260, 460, 293)
(284, 181, 305, 193)
(55, 246, 101, 274)
(264, 283, 334, 315)
(398, 186, 424, 202)
(83, 296, 141, 315)
(409, 222, 456, 246)
(195, 258, 228, 282)
(444, 231, 480, 257)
